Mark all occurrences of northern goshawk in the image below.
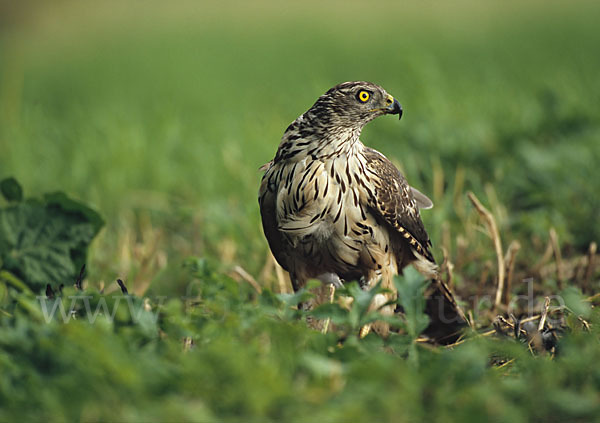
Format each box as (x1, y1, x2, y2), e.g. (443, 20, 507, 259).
(259, 81, 465, 341)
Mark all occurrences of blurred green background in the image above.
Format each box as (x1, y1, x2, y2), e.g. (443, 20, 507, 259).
(1, 0, 599, 292)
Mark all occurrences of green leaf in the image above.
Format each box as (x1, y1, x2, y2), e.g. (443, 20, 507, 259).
(0, 195, 103, 291)
(393, 267, 430, 338)
(309, 302, 349, 325)
(0, 177, 23, 202)
(561, 286, 592, 319)
(337, 281, 384, 330)
(300, 352, 343, 378)
(43, 191, 105, 237)
(277, 283, 316, 309)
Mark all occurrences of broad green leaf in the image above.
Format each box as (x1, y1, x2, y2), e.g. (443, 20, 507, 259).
(0, 200, 99, 291)
(336, 281, 385, 330)
(393, 267, 430, 338)
(43, 191, 105, 237)
(561, 286, 592, 319)
(309, 302, 349, 325)
(300, 352, 343, 377)
(0, 178, 23, 203)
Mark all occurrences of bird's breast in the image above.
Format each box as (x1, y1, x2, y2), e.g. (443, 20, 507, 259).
(272, 152, 392, 278)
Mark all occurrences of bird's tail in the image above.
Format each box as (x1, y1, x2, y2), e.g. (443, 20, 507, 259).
(410, 251, 468, 344)
(423, 277, 468, 344)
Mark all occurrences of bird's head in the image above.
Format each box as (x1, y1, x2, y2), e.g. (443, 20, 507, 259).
(309, 81, 402, 129)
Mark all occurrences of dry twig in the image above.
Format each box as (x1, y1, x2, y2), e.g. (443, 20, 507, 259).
(504, 240, 521, 306)
(441, 246, 455, 290)
(231, 265, 262, 294)
(321, 284, 336, 334)
(538, 297, 551, 332)
(468, 192, 504, 310)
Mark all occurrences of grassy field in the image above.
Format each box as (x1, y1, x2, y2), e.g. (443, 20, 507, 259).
(1, 1, 599, 421)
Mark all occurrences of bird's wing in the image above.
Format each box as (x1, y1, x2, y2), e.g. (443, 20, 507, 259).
(410, 186, 433, 209)
(363, 148, 467, 340)
(258, 163, 293, 273)
(362, 147, 434, 263)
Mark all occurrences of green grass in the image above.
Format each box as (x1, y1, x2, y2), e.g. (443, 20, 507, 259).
(2, 262, 599, 422)
(1, 1, 599, 421)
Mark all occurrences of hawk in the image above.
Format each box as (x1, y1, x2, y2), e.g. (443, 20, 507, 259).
(259, 81, 465, 342)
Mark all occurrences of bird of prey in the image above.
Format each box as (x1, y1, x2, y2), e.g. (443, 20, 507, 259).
(259, 81, 465, 342)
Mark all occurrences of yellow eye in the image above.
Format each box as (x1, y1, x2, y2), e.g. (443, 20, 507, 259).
(357, 90, 370, 103)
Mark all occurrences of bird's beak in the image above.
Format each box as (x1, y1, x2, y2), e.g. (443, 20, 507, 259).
(386, 96, 403, 120)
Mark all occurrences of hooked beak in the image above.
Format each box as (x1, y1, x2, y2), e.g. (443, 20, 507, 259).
(386, 96, 403, 120)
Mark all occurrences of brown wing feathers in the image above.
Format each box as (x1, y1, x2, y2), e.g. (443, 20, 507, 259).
(363, 147, 435, 263)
